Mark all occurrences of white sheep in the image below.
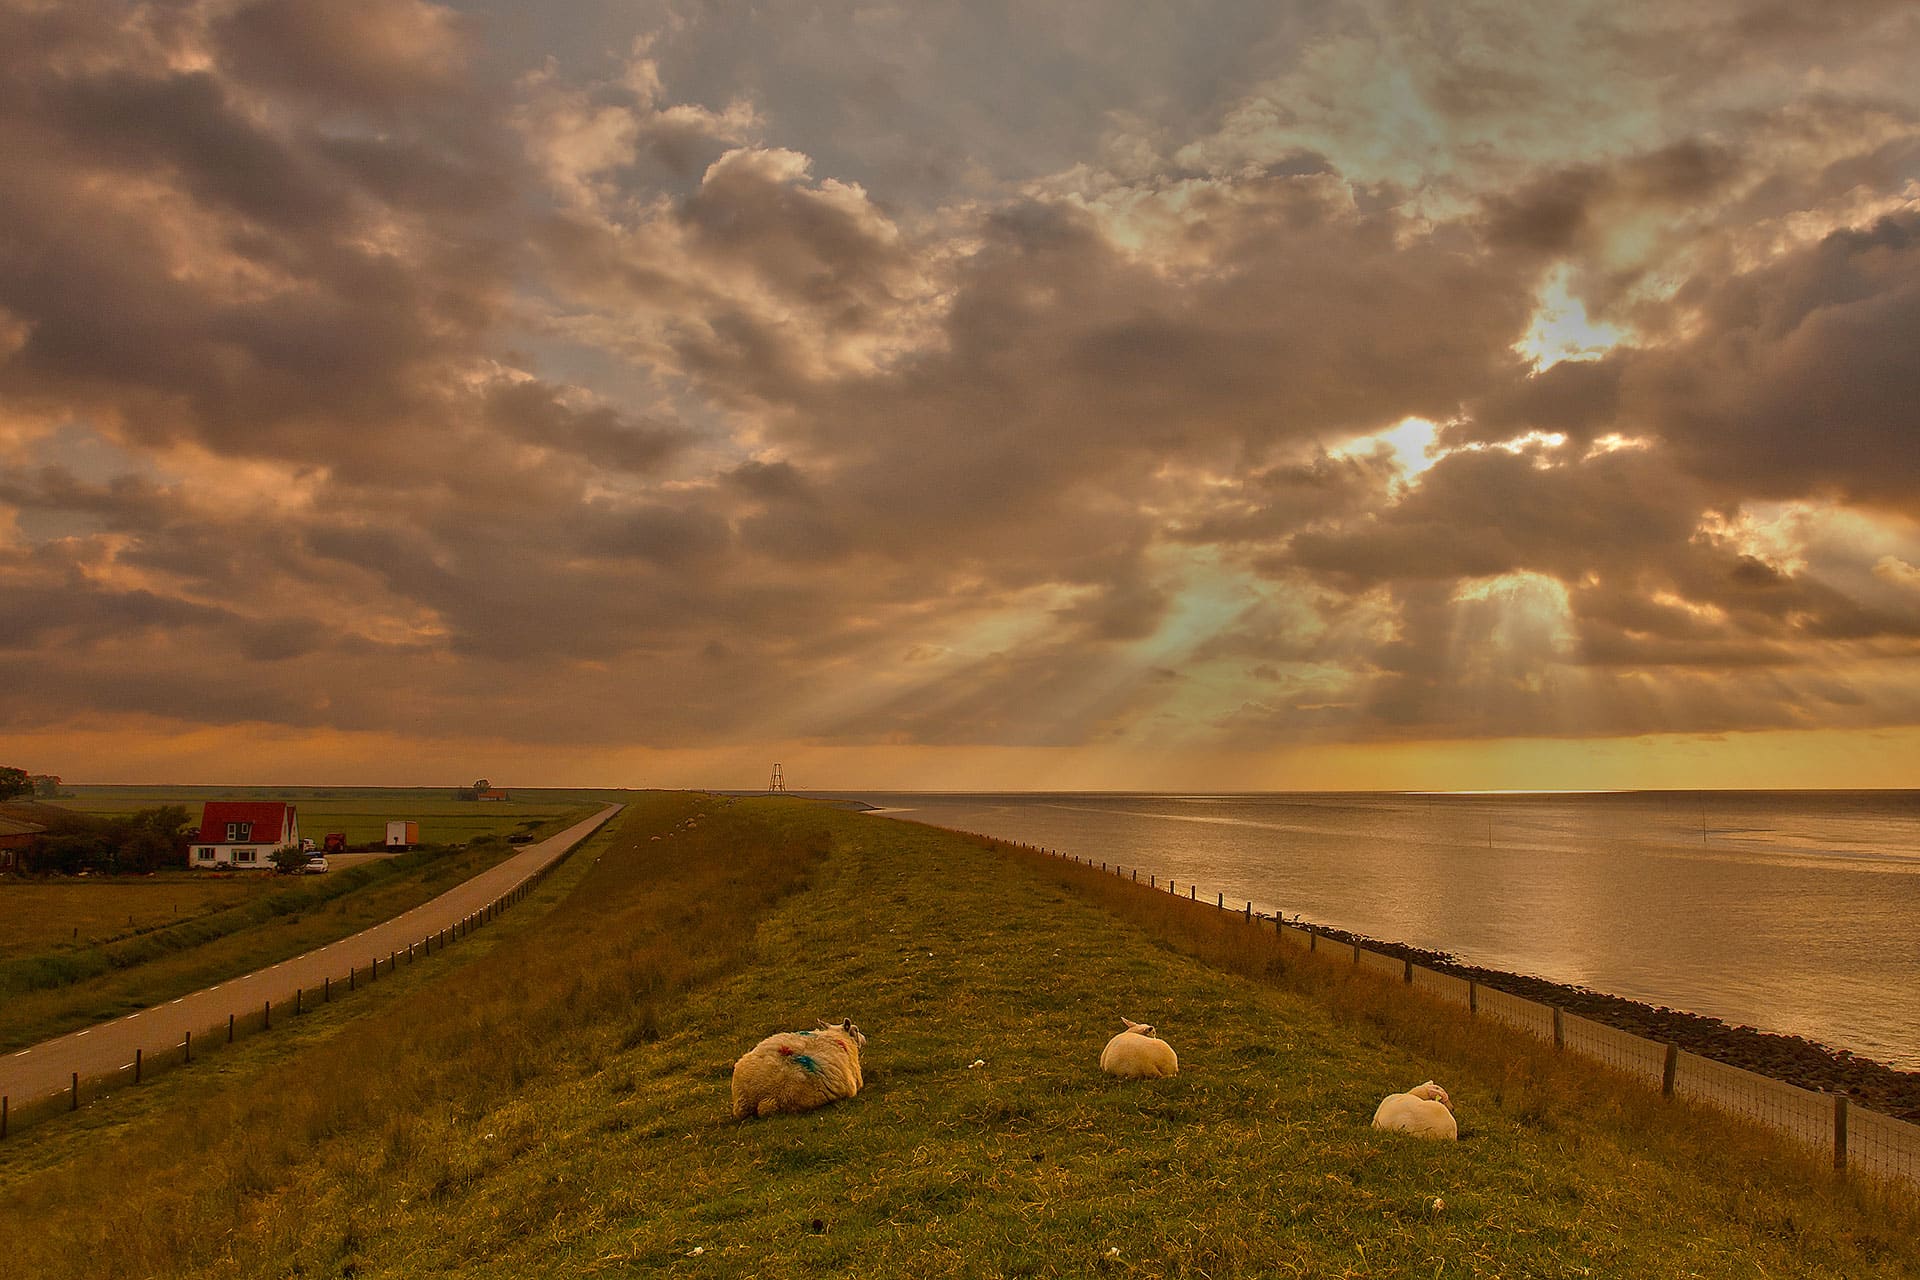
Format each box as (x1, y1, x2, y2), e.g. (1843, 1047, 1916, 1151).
(1100, 1017, 1179, 1078)
(1372, 1080, 1458, 1140)
(730, 1018, 866, 1119)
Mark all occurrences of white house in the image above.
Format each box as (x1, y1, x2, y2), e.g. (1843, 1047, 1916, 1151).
(191, 801, 300, 869)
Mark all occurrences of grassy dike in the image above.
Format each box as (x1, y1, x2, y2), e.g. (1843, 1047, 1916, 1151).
(3, 795, 1917, 1278)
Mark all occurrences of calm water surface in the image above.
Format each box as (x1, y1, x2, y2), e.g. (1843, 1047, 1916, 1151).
(823, 791, 1920, 1069)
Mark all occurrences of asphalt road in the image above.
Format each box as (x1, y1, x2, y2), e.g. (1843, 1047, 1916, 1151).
(1, 803, 623, 1108)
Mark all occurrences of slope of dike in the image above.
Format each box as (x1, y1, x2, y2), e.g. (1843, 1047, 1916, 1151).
(3, 795, 1917, 1279)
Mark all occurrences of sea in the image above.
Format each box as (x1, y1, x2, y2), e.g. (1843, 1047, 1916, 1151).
(820, 790, 1920, 1070)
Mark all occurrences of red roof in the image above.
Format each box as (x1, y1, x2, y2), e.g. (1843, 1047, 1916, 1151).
(198, 801, 293, 844)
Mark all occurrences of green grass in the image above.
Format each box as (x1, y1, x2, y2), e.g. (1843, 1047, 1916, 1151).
(2, 797, 1915, 1279)
(0, 877, 274, 960)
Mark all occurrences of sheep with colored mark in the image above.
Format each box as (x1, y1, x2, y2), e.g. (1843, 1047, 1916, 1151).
(730, 1019, 867, 1119)
(1372, 1080, 1458, 1140)
(1100, 1017, 1179, 1078)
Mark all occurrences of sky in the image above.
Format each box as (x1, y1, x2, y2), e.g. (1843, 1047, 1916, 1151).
(3, 0, 1920, 792)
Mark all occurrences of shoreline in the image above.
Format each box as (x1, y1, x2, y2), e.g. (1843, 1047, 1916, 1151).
(1302, 922, 1920, 1122)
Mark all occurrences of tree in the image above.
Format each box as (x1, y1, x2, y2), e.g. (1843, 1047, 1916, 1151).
(472, 778, 491, 792)
(0, 766, 30, 801)
(122, 806, 193, 872)
(31, 773, 65, 798)
(270, 845, 309, 874)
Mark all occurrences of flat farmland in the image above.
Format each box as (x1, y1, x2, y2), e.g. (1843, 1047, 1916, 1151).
(47, 786, 594, 848)
(0, 875, 269, 959)
(0, 789, 613, 1050)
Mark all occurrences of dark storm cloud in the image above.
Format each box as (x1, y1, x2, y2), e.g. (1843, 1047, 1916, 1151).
(214, 0, 473, 111)
(0, 10, 517, 472)
(1623, 213, 1920, 513)
(1461, 209, 1920, 511)
(482, 380, 691, 473)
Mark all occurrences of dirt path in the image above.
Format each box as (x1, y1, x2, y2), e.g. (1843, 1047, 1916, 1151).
(0, 804, 622, 1109)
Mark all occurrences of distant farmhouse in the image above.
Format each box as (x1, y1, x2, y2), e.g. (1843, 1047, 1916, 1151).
(191, 801, 300, 870)
(0, 813, 47, 872)
(476, 788, 510, 801)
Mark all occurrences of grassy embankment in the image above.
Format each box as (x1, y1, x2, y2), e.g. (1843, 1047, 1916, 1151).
(0, 798, 596, 1051)
(3, 795, 1917, 1279)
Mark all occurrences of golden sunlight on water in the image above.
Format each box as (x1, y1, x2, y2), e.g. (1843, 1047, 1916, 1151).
(843, 790, 1920, 1068)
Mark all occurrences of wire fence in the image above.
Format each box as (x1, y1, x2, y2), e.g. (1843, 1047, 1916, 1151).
(1034, 843, 1920, 1198)
(1, 848, 570, 1142)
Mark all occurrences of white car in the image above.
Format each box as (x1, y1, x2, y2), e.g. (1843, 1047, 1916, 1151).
(303, 854, 330, 874)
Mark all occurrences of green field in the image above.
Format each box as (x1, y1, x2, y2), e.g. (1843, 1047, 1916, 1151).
(2, 795, 1914, 1278)
(46, 785, 615, 848)
(0, 795, 600, 1051)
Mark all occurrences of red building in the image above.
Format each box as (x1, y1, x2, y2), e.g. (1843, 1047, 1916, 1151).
(0, 813, 45, 872)
(190, 801, 300, 870)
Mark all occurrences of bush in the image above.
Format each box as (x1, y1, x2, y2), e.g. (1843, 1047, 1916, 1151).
(24, 806, 193, 874)
(270, 846, 309, 875)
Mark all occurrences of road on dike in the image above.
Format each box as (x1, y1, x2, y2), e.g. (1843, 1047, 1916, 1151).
(1, 803, 624, 1109)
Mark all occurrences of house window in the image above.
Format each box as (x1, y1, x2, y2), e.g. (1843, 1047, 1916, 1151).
(234, 848, 257, 864)
(196, 847, 215, 861)
(226, 822, 252, 841)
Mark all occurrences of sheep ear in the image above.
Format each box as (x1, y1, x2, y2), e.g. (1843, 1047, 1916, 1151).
(841, 1018, 853, 1033)
(1121, 1017, 1142, 1030)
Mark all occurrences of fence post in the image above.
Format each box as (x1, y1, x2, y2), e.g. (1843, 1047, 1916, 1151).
(350, 966, 357, 991)
(1150, 875, 1155, 888)
(135, 1048, 142, 1084)
(1217, 891, 1224, 909)
(228, 1013, 235, 1043)
(264, 999, 271, 1030)
(184, 1030, 191, 1064)
(1835, 1095, 1849, 1172)
(295, 988, 302, 1015)
(1309, 930, 1317, 953)
(1404, 958, 1413, 984)
(1662, 1043, 1678, 1096)
(324, 976, 331, 1003)
(1468, 980, 1478, 1014)
(1552, 1008, 1565, 1050)
(70, 1072, 78, 1111)
(1190, 885, 1195, 901)
(3, 1095, 7, 1139)
(1352, 941, 1361, 965)
(1133, 870, 1137, 882)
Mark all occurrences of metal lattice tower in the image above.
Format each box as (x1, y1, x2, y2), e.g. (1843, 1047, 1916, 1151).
(768, 763, 785, 791)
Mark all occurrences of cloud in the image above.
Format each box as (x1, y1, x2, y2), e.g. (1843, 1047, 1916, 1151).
(4, 1, 1920, 779)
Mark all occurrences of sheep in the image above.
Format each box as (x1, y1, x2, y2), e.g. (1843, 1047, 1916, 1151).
(1372, 1080, 1458, 1140)
(1100, 1017, 1179, 1078)
(730, 1018, 866, 1119)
